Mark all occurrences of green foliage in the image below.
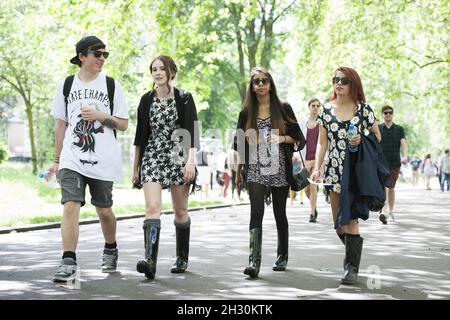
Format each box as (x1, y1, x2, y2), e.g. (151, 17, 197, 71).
(0, 0, 448, 166)
(0, 140, 9, 164)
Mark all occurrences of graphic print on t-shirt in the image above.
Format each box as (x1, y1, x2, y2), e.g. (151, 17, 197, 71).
(70, 101, 106, 166)
(52, 73, 129, 181)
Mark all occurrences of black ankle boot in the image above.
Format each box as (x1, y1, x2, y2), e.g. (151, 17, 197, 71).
(244, 228, 262, 278)
(171, 217, 191, 273)
(137, 219, 160, 279)
(273, 229, 288, 271)
(341, 234, 363, 285)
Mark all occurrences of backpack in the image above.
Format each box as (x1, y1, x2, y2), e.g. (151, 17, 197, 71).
(63, 75, 116, 138)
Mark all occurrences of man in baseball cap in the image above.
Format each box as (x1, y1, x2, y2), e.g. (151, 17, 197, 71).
(49, 34, 129, 282)
(70, 35, 106, 66)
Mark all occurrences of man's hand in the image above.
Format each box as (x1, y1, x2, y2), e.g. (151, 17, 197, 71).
(46, 163, 59, 180)
(80, 105, 100, 122)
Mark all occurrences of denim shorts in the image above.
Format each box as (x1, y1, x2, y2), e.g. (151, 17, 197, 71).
(57, 168, 113, 208)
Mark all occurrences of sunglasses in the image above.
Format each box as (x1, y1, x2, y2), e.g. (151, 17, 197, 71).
(252, 78, 270, 86)
(332, 76, 351, 85)
(83, 50, 109, 59)
(383, 111, 393, 115)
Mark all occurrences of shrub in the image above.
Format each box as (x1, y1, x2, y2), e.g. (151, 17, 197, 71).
(0, 140, 9, 164)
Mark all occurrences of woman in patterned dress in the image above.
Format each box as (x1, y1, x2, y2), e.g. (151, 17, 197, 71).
(132, 55, 199, 279)
(311, 67, 381, 284)
(234, 67, 304, 278)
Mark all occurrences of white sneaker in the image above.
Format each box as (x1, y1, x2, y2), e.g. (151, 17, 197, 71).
(389, 211, 395, 222)
(53, 258, 77, 282)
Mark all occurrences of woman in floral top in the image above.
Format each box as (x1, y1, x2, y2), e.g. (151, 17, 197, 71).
(234, 67, 304, 278)
(311, 67, 381, 285)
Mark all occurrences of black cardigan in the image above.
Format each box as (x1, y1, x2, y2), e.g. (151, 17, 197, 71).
(233, 102, 305, 190)
(133, 87, 200, 189)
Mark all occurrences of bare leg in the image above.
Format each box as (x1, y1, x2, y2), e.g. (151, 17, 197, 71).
(61, 201, 81, 252)
(330, 192, 359, 235)
(387, 187, 395, 213)
(143, 182, 163, 219)
(171, 185, 190, 223)
(96, 207, 117, 244)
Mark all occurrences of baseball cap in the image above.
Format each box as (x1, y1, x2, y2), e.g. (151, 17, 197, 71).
(70, 36, 105, 65)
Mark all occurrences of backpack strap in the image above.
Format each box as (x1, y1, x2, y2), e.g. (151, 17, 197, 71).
(105, 76, 116, 138)
(63, 75, 75, 120)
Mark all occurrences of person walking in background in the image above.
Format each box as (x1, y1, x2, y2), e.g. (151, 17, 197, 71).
(234, 67, 305, 278)
(440, 149, 450, 192)
(48, 35, 129, 282)
(378, 105, 408, 224)
(229, 149, 243, 201)
(299, 98, 325, 223)
(222, 157, 232, 198)
(132, 55, 199, 279)
(196, 148, 210, 199)
(423, 153, 436, 190)
(410, 155, 422, 187)
(289, 152, 305, 207)
(435, 149, 443, 190)
(311, 66, 381, 285)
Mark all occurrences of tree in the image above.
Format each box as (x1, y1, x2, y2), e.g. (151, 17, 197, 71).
(290, 0, 449, 154)
(0, 1, 55, 173)
(151, 0, 299, 136)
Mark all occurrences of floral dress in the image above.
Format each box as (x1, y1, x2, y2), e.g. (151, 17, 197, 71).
(247, 117, 289, 187)
(141, 96, 185, 188)
(317, 102, 376, 193)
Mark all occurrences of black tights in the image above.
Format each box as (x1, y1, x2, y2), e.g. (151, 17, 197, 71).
(248, 182, 290, 230)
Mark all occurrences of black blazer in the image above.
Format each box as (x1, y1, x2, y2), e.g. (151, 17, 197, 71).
(336, 133, 391, 228)
(133, 87, 200, 189)
(233, 102, 305, 190)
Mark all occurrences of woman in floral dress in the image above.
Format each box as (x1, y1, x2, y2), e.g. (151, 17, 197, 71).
(132, 55, 199, 279)
(311, 67, 381, 284)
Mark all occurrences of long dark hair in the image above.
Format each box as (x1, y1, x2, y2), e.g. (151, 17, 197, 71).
(150, 55, 178, 94)
(242, 67, 295, 134)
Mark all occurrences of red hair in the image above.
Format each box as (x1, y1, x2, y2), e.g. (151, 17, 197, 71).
(331, 67, 366, 103)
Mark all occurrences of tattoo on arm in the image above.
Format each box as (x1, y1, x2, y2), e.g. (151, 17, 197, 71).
(101, 117, 118, 129)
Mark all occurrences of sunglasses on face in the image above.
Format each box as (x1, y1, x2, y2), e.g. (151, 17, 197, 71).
(83, 50, 109, 59)
(332, 76, 351, 85)
(383, 111, 393, 115)
(252, 78, 270, 86)
(310, 104, 320, 108)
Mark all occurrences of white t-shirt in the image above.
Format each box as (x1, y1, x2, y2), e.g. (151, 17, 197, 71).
(51, 73, 128, 182)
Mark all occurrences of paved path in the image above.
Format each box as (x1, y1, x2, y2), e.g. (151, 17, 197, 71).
(0, 185, 449, 300)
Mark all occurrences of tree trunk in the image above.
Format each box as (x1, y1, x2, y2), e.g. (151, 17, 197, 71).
(230, 3, 247, 102)
(260, 20, 274, 69)
(24, 100, 37, 174)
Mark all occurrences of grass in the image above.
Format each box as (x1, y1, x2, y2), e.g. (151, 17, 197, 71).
(0, 162, 226, 227)
(1, 199, 225, 227)
(0, 161, 60, 201)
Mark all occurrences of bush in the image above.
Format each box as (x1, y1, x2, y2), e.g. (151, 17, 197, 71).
(0, 140, 9, 164)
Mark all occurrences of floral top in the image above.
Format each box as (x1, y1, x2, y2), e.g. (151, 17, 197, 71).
(141, 96, 185, 188)
(247, 117, 289, 187)
(317, 102, 376, 193)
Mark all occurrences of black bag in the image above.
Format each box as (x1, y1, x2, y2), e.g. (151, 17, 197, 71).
(293, 152, 310, 191)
